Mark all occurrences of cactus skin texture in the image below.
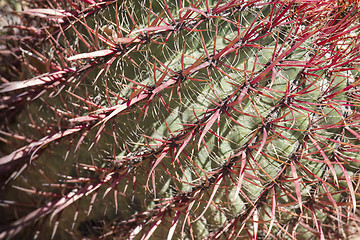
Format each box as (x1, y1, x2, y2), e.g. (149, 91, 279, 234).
(1, 0, 360, 239)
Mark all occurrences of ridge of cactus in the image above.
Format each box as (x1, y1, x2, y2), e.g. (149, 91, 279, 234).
(0, 0, 360, 239)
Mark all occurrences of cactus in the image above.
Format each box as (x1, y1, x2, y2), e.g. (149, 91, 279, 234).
(1, 0, 360, 239)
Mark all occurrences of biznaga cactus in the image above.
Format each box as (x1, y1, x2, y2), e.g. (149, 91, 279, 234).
(1, 0, 360, 239)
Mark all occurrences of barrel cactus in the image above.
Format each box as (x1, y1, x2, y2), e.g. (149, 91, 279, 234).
(1, 0, 360, 239)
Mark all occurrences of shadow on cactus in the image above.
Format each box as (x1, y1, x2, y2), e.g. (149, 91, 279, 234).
(1, 0, 360, 239)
